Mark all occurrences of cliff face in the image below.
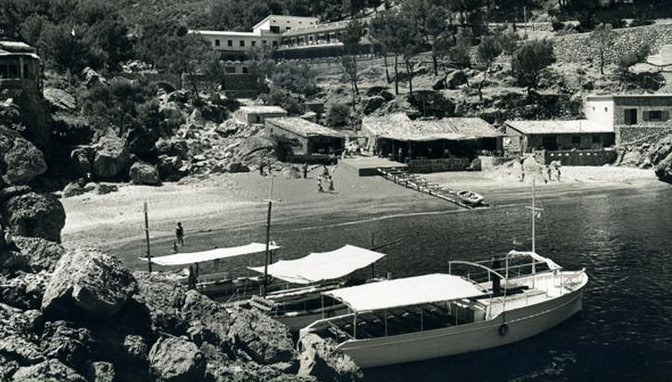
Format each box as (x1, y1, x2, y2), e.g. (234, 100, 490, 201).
(650, 133, 672, 183)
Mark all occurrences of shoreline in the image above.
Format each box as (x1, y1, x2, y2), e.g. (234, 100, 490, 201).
(60, 164, 668, 270)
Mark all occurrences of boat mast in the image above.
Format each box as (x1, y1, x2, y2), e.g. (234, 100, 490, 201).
(532, 176, 536, 254)
(144, 200, 152, 273)
(262, 169, 274, 298)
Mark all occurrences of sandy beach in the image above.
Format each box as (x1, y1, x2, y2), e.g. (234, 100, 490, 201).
(60, 160, 665, 269)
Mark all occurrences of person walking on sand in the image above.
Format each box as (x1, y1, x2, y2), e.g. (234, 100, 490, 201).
(176, 222, 185, 246)
(327, 175, 334, 192)
(317, 175, 324, 193)
(303, 163, 309, 178)
(550, 160, 562, 181)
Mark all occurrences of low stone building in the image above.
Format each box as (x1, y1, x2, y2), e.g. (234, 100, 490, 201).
(234, 105, 288, 124)
(504, 120, 616, 165)
(266, 117, 345, 156)
(585, 94, 672, 145)
(362, 113, 502, 171)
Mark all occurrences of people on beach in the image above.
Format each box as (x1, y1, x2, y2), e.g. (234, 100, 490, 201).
(327, 175, 334, 192)
(303, 163, 309, 178)
(322, 165, 330, 177)
(317, 175, 324, 193)
(171, 242, 179, 254)
(259, 162, 265, 176)
(550, 160, 562, 181)
(176, 222, 184, 246)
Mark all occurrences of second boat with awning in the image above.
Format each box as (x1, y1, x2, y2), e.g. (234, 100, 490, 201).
(246, 245, 387, 331)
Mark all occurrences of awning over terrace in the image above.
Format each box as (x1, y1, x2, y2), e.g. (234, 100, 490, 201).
(324, 273, 487, 312)
(248, 245, 385, 284)
(140, 243, 279, 266)
(362, 113, 502, 142)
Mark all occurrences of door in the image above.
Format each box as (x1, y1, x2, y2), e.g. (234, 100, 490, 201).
(542, 136, 558, 151)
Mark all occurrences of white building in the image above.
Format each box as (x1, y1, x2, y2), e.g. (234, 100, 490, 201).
(191, 15, 319, 53)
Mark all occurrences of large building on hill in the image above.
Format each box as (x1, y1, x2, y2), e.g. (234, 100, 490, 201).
(191, 15, 377, 59)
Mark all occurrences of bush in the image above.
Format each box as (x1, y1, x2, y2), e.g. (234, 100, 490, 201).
(325, 102, 350, 128)
(511, 39, 555, 91)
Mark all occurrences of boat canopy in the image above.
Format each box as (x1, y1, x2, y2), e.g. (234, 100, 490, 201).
(140, 242, 280, 266)
(324, 273, 487, 312)
(508, 250, 562, 271)
(247, 245, 385, 285)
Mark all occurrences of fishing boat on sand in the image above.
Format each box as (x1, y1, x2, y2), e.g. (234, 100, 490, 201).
(298, 176, 588, 368)
(245, 245, 387, 331)
(457, 190, 484, 205)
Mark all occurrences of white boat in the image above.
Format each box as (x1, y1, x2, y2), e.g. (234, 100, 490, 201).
(246, 245, 387, 331)
(140, 242, 280, 297)
(298, 253, 588, 368)
(457, 190, 484, 205)
(298, 175, 588, 368)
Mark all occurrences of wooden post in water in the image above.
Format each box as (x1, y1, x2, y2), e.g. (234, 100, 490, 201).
(144, 200, 152, 273)
(262, 170, 274, 298)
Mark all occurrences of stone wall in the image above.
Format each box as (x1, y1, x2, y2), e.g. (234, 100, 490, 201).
(616, 124, 672, 146)
(553, 23, 672, 64)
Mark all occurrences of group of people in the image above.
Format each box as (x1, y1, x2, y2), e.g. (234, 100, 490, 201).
(519, 158, 562, 183)
(317, 165, 335, 193)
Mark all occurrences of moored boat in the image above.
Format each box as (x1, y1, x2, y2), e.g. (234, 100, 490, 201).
(246, 244, 387, 331)
(298, 252, 588, 368)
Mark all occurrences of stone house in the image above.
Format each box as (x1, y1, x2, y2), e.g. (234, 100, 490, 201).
(234, 106, 288, 124)
(0, 41, 41, 94)
(266, 117, 344, 156)
(585, 94, 672, 145)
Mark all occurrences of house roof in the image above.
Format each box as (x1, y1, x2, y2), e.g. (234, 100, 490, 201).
(362, 113, 502, 142)
(239, 105, 288, 115)
(267, 117, 344, 138)
(252, 15, 319, 31)
(505, 120, 613, 135)
(586, 93, 672, 101)
(0, 41, 39, 59)
(190, 30, 260, 37)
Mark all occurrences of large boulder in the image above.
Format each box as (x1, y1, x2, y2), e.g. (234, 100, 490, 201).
(70, 147, 93, 177)
(41, 247, 138, 321)
(82, 67, 106, 88)
(181, 291, 231, 348)
(2, 192, 66, 243)
(11, 358, 87, 382)
(298, 333, 361, 382)
(40, 321, 93, 372)
(0, 248, 29, 272)
(0, 335, 45, 366)
(0, 127, 47, 186)
(650, 134, 672, 183)
(155, 138, 189, 160)
(0, 271, 50, 310)
(91, 136, 130, 179)
(129, 162, 161, 185)
(362, 96, 386, 115)
(148, 336, 206, 382)
(227, 306, 296, 365)
(0, 185, 32, 205)
(43, 88, 77, 113)
(134, 272, 187, 335)
(447, 70, 468, 89)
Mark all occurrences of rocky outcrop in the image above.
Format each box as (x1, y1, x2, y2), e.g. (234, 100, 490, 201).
(40, 321, 93, 372)
(0, 127, 47, 186)
(91, 136, 130, 179)
(148, 336, 206, 382)
(0, 271, 50, 310)
(651, 134, 672, 183)
(298, 333, 361, 382)
(70, 147, 93, 177)
(362, 96, 386, 115)
(11, 358, 87, 382)
(134, 272, 187, 335)
(2, 192, 66, 243)
(447, 70, 468, 89)
(227, 306, 296, 365)
(13, 236, 65, 272)
(41, 247, 137, 321)
(43, 88, 77, 113)
(129, 162, 161, 185)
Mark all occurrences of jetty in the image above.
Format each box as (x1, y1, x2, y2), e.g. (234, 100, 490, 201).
(376, 167, 486, 209)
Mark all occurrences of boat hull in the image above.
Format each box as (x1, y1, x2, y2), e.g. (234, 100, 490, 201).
(337, 284, 585, 368)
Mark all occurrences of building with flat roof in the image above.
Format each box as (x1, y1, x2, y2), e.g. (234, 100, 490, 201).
(585, 94, 672, 145)
(191, 14, 377, 59)
(234, 105, 288, 124)
(266, 117, 345, 156)
(504, 120, 615, 152)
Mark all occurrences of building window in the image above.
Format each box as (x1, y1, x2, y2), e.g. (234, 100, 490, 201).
(592, 106, 595, 111)
(215, 39, 220, 47)
(270, 26, 280, 33)
(644, 110, 668, 121)
(240, 40, 245, 47)
(592, 135, 600, 144)
(571, 136, 581, 144)
(262, 40, 267, 45)
(225, 66, 236, 74)
(604, 107, 608, 112)
(251, 41, 256, 47)
(227, 40, 233, 47)
(624, 108, 637, 125)
(286, 27, 291, 30)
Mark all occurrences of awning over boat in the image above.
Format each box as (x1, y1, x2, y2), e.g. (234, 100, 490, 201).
(140, 242, 280, 266)
(324, 273, 486, 312)
(247, 245, 385, 284)
(508, 250, 562, 271)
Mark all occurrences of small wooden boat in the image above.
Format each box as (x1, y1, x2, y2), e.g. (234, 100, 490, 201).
(457, 190, 484, 205)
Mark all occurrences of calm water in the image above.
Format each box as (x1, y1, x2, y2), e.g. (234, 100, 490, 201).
(183, 185, 672, 381)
